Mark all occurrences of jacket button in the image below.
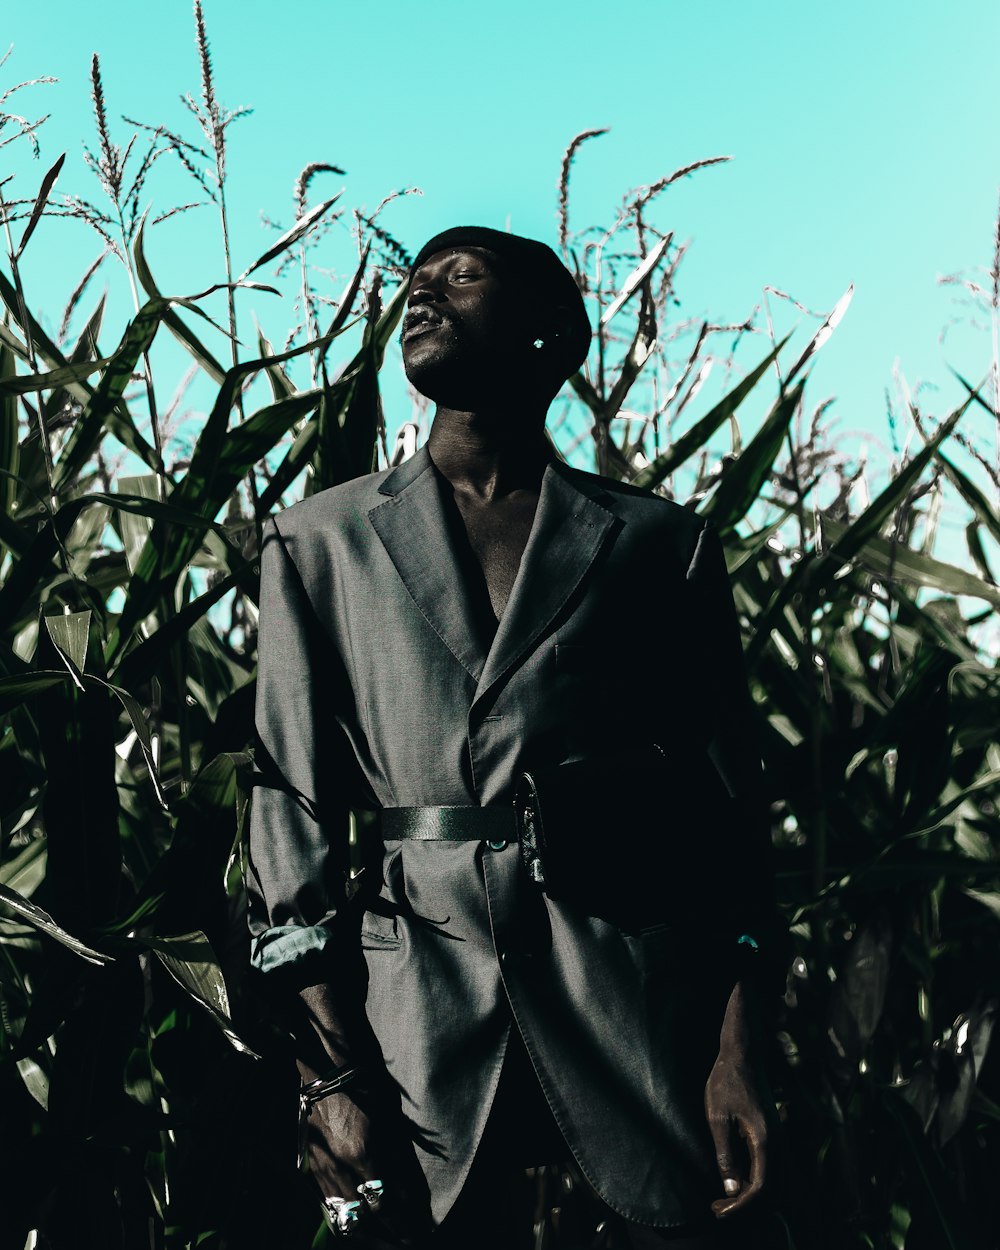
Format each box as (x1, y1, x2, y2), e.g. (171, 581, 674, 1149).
(487, 839, 508, 851)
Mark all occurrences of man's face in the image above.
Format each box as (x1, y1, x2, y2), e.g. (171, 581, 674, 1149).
(401, 247, 523, 406)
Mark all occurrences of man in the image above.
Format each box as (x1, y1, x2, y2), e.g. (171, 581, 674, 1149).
(248, 227, 781, 1248)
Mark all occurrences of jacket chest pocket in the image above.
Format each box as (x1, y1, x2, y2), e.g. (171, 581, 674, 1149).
(551, 641, 627, 746)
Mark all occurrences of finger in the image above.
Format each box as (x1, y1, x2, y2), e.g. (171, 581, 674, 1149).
(711, 1116, 767, 1218)
(744, 1115, 768, 1194)
(320, 1194, 366, 1238)
(356, 1174, 422, 1246)
(706, 1114, 744, 1205)
(321, 1184, 414, 1247)
(358, 1178, 386, 1210)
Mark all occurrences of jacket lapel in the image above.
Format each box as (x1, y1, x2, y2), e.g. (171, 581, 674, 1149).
(471, 460, 618, 711)
(368, 444, 489, 681)
(368, 443, 620, 701)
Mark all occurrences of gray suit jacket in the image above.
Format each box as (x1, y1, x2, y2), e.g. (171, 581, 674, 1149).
(247, 442, 774, 1229)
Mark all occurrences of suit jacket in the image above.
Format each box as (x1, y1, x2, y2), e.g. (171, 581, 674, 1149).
(247, 441, 775, 1229)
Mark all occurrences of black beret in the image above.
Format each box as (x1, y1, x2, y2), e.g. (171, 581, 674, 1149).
(411, 225, 591, 377)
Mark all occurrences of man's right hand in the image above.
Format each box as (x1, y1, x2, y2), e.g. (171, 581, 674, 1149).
(298, 1067, 421, 1245)
(297, 1059, 380, 1198)
(292, 984, 425, 1245)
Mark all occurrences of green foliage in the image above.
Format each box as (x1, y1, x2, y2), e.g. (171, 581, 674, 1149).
(0, 29, 998, 1250)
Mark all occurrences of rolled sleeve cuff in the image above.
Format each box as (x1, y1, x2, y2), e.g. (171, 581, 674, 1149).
(250, 922, 339, 979)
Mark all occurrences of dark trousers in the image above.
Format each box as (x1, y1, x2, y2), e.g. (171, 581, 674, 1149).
(429, 1028, 766, 1250)
(355, 1023, 773, 1248)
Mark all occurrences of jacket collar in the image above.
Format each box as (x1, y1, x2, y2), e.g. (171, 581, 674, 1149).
(368, 442, 619, 706)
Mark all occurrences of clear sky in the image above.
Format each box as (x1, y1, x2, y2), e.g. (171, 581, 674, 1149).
(4, 0, 999, 511)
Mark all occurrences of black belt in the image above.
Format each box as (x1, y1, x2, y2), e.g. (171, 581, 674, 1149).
(381, 806, 517, 846)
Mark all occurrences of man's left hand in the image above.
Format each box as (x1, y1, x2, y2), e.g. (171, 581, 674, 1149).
(703, 980, 770, 1218)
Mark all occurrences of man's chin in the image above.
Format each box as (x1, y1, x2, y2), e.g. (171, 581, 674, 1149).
(403, 340, 534, 410)
(402, 350, 479, 407)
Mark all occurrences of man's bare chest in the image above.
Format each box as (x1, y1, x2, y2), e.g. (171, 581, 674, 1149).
(452, 492, 540, 623)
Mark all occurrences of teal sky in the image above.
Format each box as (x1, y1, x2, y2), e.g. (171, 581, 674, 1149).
(4, 0, 1000, 507)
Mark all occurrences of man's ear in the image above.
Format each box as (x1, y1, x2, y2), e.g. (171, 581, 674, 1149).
(548, 302, 577, 345)
(528, 303, 575, 353)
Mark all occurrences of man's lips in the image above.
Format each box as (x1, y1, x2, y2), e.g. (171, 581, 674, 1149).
(402, 308, 449, 340)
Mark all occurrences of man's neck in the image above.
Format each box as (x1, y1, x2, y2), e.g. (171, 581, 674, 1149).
(427, 404, 551, 502)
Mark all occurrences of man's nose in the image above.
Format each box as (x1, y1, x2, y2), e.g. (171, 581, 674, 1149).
(408, 275, 444, 305)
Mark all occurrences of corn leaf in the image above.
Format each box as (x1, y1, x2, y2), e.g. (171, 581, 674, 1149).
(785, 283, 854, 386)
(51, 297, 169, 490)
(0, 491, 244, 636)
(114, 556, 256, 690)
(700, 378, 805, 531)
(0, 339, 19, 571)
(820, 515, 1000, 608)
(134, 216, 227, 383)
(0, 839, 46, 895)
(966, 520, 996, 584)
(632, 336, 791, 490)
(747, 396, 968, 667)
(44, 609, 91, 683)
(15, 152, 65, 261)
(215, 389, 322, 489)
(0, 319, 30, 365)
(15, 1056, 49, 1111)
(933, 447, 1000, 548)
(600, 232, 672, 327)
(255, 325, 295, 400)
(0, 882, 112, 965)
(68, 292, 107, 364)
(259, 275, 407, 508)
(0, 670, 70, 716)
(237, 194, 342, 281)
(322, 241, 371, 343)
(0, 355, 117, 394)
(256, 414, 320, 513)
(906, 768, 1000, 838)
(106, 354, 326, 664)
(100, 676, 166, 809)
(0, 270, 109, 411)
(116, 474, 159, 573)
(138, 930, 259, 1057)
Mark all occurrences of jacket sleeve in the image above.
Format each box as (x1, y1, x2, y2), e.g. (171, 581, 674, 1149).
(684, 516, 788, 994)
(247, 515, 357, 984)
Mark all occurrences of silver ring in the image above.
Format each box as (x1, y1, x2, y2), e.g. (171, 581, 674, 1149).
(322, 1196, 364, 1236)
(357, 1178, 385, 1208)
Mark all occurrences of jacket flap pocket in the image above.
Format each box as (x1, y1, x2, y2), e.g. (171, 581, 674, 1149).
(360, 908, 401, 949)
